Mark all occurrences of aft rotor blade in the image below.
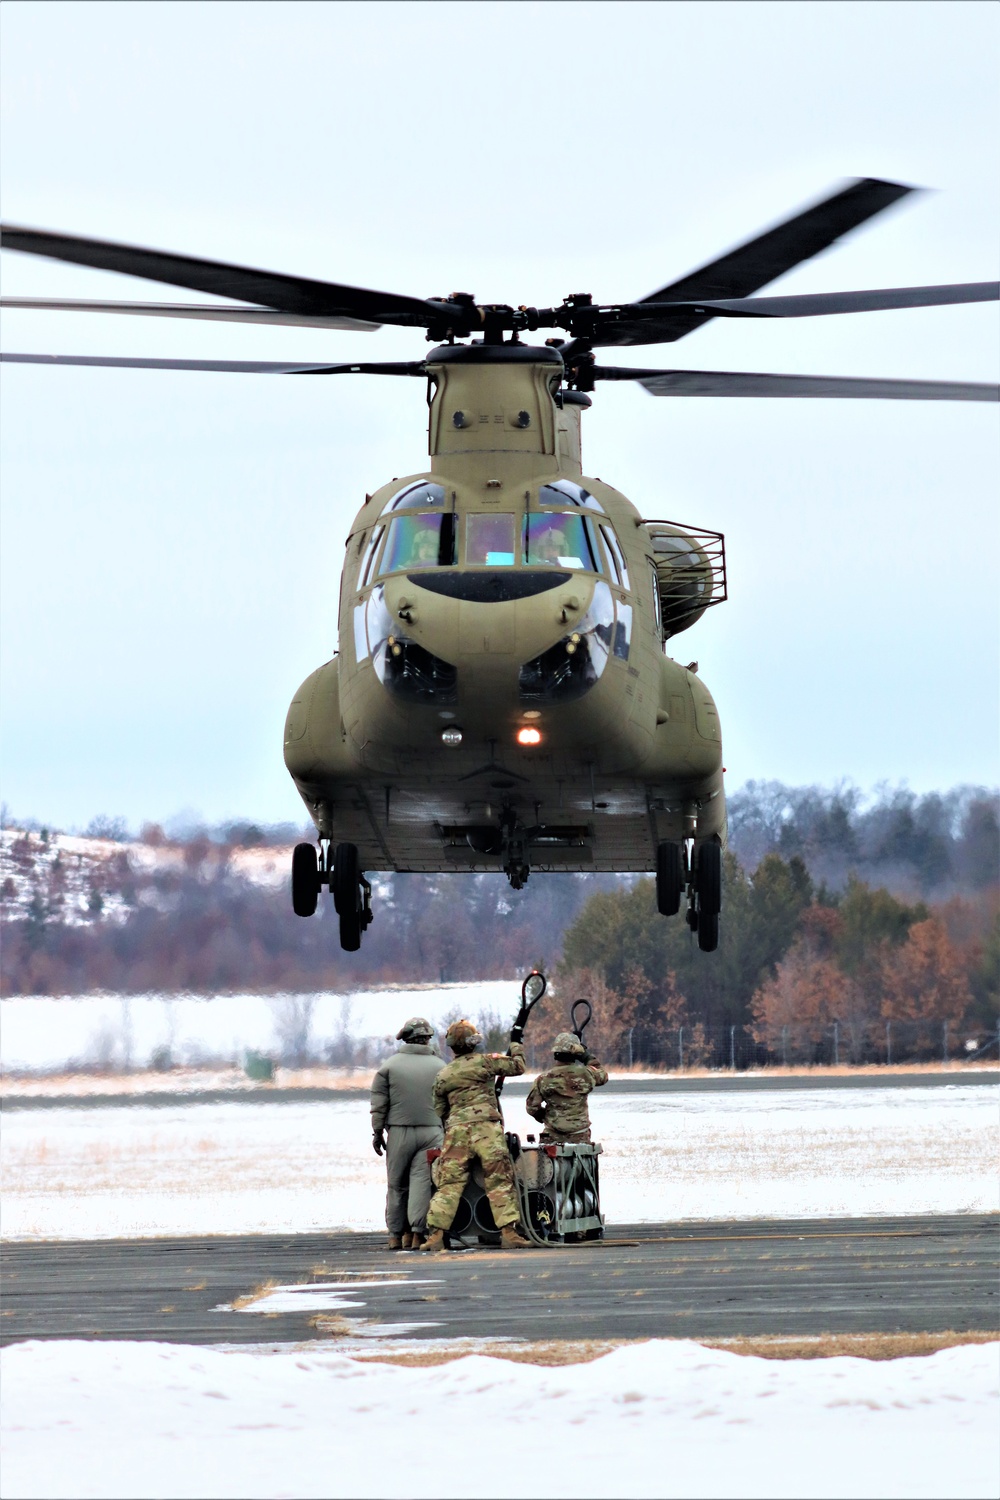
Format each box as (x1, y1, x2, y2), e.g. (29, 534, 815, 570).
(0, 224, 443, 327)
(631, 282, 999, 320)
(0, 296, 379, 331)
(592, 366, 999, 401)
(0, 353, 427, 375)
(591, 178, 918, 347)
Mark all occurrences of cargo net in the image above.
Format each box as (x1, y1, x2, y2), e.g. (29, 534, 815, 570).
(642, 520, 727, 640)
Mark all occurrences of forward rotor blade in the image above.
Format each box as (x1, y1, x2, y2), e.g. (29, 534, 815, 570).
(0, 353, 426, 375)
(590, 178, 918, 347)
(630, 282, 999, 321)
(592, 366, 999, 401)
(0, 224, 443, 327)
(0, 296, 378, 331)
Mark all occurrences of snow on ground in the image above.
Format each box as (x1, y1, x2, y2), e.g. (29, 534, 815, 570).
(2, 1337, 997, 1500)
(3, 1085, 996, 1239)
(0, 983, 520, 1073)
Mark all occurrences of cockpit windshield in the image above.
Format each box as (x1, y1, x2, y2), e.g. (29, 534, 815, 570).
(384, 481, 446, 511)
(538, 478, 605, 513)
(522, 513, 604, 572)
(377, 514, 455, 573)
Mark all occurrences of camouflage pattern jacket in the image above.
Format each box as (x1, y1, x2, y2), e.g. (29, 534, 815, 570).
(525, 1059, 609, 1138)
(432, 1043, 526, 1126)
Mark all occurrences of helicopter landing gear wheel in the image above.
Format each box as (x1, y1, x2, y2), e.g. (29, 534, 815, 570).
(697, 909, 720, 952)
(333, 841, 369, 952)
(656, 841, 683, 916)
(291, 842, 320, 917)
(696, 839, 722, 916)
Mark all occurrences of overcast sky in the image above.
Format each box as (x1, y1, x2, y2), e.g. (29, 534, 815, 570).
(1, 0, 997, 833)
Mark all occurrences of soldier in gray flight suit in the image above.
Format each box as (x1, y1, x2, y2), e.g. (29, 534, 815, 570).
(370, 1017, 445, 1250)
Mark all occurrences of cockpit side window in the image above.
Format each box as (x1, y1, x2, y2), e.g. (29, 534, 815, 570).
(377, 514, 455, 574)
(359, 525, 385, 589)
(599, 524, 630, 590)
(466, 513, 516, 566)
(522, 512, 605, 573)
(384, 481, 446, 511)
(538, 478, 605, 514)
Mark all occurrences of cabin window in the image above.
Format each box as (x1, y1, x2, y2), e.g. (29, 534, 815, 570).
(466, 513, 516, 566)
(538, 478, 605, 514)
(377, 514, 455, 574)
(519, 580, 615, 703)
(522, 512, 604, 573)
(385, 481, 446, 511)
(600, 524, 630, 590)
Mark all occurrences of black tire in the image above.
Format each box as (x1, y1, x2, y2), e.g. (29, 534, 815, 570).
(698, 909, 720, 952)
(696, 839, 722, 916)
(291, 842, 319, 917)
(332, 841, 359, 915)
(656, 841, 683, 915)
(333, 842, 362, 950)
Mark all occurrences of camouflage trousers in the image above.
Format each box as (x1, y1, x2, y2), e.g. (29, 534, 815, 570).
(425, 1119, 519, 1232)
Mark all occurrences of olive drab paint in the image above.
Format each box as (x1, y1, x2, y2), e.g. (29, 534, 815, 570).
(283, 341, 727, 880)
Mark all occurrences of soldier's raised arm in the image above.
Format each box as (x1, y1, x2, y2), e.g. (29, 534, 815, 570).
(491, 1039, 526, 1078)
(585, 1056, 610, 1087)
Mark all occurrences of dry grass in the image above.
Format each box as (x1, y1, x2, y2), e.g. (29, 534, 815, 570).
(350, 1330, 998, 1368)
(230, 1278, 279, 1311)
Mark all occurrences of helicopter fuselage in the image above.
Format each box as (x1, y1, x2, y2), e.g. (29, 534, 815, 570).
(284, 342, 726, 882)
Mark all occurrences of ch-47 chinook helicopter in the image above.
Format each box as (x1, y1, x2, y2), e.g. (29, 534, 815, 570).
(2, 178, 997, 952)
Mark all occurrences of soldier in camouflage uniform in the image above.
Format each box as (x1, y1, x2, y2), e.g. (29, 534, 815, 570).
(420, 1019, 531, 1252)
(525, 1032, 609, 1143)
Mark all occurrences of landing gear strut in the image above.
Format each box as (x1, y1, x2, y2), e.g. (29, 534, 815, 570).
(290, 838, 373, 951)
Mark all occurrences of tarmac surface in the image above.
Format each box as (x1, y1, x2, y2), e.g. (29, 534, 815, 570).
(4, 1214, 997, 1347)
(3, 1069, 995, 1111)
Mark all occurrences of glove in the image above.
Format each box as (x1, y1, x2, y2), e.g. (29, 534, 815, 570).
(509, 1025, 524, 1044)
(372, 1130, 386, 1156)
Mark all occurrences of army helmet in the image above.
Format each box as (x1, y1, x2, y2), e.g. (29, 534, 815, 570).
(396, 1016, 434, 1042)
(553, 1031, 586, 1057)
(445, 1018, 483, 1052)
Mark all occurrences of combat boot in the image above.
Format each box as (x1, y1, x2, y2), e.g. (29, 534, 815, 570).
(401, 1232, 414, 1250)
(410, 1232, 426, 1250)
(419, 1229, 446, 1252)
(500, 1225, 532, 1250)
(387, 1234, 404, 1251)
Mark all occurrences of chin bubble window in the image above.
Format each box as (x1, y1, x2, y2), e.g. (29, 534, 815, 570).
(538, 479, 605, 514)
(466, 513, 516, 566)
(378, 514, 455, 574)
(519, 580, 615, 703)
(522, 513, 604, 573)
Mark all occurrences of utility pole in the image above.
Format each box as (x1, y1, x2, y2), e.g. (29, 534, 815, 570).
(886, 1020, 892, 1067)
(833, 1021, 839, 1068)
(730, 1025, 736, 1071)
(678, 1027, 684, 1072)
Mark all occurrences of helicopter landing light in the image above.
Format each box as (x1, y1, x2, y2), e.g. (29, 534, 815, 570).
(440, 726, 464, 747)
(517, 727, 542, 746)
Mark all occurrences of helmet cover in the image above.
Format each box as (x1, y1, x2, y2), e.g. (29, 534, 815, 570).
(553, 1031, 586, 1057)
(446, 1019, 484, 1051)
(397, 1016, 434, 1042)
